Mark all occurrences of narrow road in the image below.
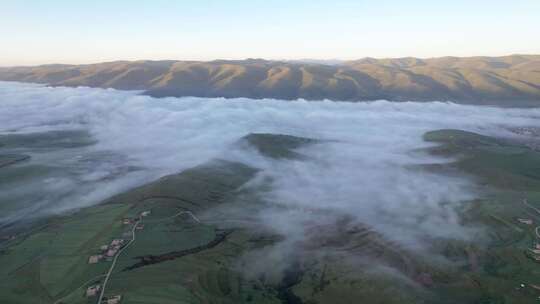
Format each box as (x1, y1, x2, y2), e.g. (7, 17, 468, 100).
(145, 210, 200, 223)
(97, 209, 200, 303)
(97, 216, 140, 304)
(523, 199, 540, 215)
(518, 198, 540, 291)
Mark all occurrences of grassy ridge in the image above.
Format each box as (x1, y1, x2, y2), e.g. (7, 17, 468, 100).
(1, 55, 540, 104)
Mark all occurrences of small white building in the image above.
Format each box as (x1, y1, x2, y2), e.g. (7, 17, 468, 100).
(106, 295, 122, 304)
(88, 255, 103, 264)
(518, 218, 533, 225)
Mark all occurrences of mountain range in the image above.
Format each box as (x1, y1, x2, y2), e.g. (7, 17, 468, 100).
(1, 55, 540, 104)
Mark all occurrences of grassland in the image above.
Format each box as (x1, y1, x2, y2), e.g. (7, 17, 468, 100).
(1, 55, 540, 104)
(3, 132, 540, 303)
(422, 129, 540, 303)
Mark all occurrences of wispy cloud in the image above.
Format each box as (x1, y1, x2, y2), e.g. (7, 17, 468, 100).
(1, 82, 539, 253)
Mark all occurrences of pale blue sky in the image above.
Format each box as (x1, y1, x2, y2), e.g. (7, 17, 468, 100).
(1, 0, 539, 65)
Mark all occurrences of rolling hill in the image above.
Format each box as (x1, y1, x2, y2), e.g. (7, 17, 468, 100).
(1, 55, 540, 104)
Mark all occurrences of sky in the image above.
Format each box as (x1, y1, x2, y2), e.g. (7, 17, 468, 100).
(1, 0, 539, 66)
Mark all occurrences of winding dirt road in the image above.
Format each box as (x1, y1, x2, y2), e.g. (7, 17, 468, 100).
(97, 210, 200, 303)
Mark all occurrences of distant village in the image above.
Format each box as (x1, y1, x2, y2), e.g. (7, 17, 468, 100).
(84, 210, 151, 304)
(509, 127, 540, 151)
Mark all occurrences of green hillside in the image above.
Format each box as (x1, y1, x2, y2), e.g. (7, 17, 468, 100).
(3, 132, 540, 303)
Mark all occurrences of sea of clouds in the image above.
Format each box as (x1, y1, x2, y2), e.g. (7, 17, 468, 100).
(1, 81, 540, 249)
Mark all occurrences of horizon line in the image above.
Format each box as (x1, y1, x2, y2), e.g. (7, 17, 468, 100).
(1, 53, 539, 68)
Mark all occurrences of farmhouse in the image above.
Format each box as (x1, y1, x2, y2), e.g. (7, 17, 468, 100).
(88, 255, 103, 264)
(518, 218, 533, 225)
(106, 248, 119, 257)
(106, 294, 122, 304)
(86, 285, 100, 297)
(111, 239, 124, 246)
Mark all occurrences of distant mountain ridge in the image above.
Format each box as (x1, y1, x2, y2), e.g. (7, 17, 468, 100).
(1, 55, 540, 104)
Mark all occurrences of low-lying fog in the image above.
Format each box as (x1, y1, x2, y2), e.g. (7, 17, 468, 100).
(1, 81, 540, 249)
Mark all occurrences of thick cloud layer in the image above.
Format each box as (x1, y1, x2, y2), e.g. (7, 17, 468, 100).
(1, 81, 540, 247)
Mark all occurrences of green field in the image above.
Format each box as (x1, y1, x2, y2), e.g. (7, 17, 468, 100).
(3, 132, 540, 303)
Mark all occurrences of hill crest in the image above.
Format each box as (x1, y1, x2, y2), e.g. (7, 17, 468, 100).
(1, 55, 540, 105)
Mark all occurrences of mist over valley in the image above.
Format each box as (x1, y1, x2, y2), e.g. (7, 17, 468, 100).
(2, 81, 540, 302)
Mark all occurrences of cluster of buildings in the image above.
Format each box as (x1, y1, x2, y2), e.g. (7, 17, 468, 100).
(516, 217, 540, 261)
(122, 217, 137, 225)
(85, 284, 122, 304)
(88, 239, 126, 264)
(124, 211, 150, 230)
(510, 127, 540, 151)
(122, 211, 150, 226)
(107, 239, 125, 257)
(102, 295, 123, 304)
(86, 284, 100, 297)
(88, 210, 151, 265)
(529, 243, 540, 262)
(84, 210, 152, 302)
